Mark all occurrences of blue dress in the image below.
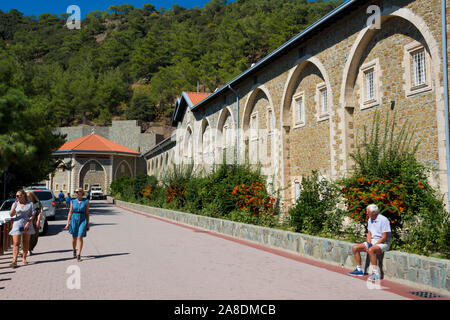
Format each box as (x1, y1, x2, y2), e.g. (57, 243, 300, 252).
(69, 198, 89, 238)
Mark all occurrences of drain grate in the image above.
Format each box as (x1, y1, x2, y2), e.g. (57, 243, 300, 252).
(408, 291, 442, 298)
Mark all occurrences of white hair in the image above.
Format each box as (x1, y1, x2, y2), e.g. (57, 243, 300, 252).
(367, 204, 379, 214)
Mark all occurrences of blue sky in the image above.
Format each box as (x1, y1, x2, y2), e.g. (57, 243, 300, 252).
(0, 0, 215, 18)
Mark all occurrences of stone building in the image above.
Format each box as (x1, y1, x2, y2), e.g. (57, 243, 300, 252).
(147, 0, 450, 208)
(48, 133, 143, 195)
(48, 120, 159, 194)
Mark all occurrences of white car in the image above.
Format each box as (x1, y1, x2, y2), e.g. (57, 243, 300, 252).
(89, 186, 104, 200)
(0, 199, 48, 235)
(32, 190, 56, 221)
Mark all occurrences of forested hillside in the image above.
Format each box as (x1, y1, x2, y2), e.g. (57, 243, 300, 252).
(0, 0, 341, 127)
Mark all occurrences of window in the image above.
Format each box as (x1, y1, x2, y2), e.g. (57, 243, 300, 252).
(223, 125, 229, 147)
(320, 88, 328, 114)
(359, 59, 381, 110)
(412, 49, 426, 87)
(84, 184, 89, 191)
(295, 181, 300, 200)
(405, 42, 432, 96)
(250, 113, 258, 140)
(62, 184, 66, 191)
(364, 68, 375, 102)
(268, 109, 274, 134)
(293, 92, 305, 128)
(297, 98, 303, 123)
(55, 184, 59, 191)
(316, 83, 329, 120)
(90, 162, 96, 172)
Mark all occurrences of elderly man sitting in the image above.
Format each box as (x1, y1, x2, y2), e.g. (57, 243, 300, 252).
(349, 204, 391, 281)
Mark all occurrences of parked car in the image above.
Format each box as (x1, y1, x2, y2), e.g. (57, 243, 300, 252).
(0, 199, 48, 235)
(88, 185, 105, 200)
(26, 185, 48, 190)
(32, 189, 56, 221)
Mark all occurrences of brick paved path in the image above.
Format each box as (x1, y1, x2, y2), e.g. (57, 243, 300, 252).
(0, 201, 414, 299)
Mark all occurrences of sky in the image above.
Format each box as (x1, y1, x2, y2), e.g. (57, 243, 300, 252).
(0, 0, 215, 19)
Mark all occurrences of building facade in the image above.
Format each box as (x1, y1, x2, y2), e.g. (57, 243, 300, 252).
(48, 120, 156, 194)
(146, 0, 449, 208)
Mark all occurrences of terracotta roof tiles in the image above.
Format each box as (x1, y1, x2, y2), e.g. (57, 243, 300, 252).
(56, 134, 139, 155)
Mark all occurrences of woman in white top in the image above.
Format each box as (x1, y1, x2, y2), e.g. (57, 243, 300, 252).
(9, 189, 36, 268)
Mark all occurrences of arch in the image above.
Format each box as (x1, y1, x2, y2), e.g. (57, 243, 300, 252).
(279, 56, 333, 202)
(78, 159, 107, 193)
(114, 159, 133, 179)
(215, 106, 235, 164)
(241, 84, 275, 132)
(337, 6, 445, 190)
(241, 85, 276, 169)
(216, 106, 235, 148)
(183, 125, 194, 162)
(280, 56, 333, 127)
(340, 7, 441, 107)
(197, 118, 213, 166)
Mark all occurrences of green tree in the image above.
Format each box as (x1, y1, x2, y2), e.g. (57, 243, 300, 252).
(0, 89, 65, 193)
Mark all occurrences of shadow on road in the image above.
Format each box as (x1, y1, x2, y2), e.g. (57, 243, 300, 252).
(30, 257, 76, 265)
(89, 223, 117, 227)
(83, 252, 130, 260)
(0, 271, 15, 276)
(46, 223, 67, 237)
(29, 249, 72, 256)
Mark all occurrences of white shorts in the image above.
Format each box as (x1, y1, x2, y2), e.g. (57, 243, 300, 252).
(365, 239, 390, 252)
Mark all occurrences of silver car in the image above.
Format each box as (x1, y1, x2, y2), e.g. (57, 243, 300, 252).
(32, 190, 56, 221)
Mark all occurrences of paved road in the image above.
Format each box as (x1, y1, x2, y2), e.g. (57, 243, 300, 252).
(0, 201, 419, 299)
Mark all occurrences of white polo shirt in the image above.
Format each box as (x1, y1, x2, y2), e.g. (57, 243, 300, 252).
(368, 214, 391, 244)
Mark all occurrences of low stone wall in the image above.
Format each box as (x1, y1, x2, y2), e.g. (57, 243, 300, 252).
(108, 197, 450, 295)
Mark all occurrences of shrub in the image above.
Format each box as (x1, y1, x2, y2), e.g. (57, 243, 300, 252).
(161, 164, 195, 208)
(288, 171, 341, 235)
(341, 110, 449, 257)
(231, 182, 275, 216)
(134, 174, 157, 198)
(207, 163, 267, 217)
(109, 175, 133, 199)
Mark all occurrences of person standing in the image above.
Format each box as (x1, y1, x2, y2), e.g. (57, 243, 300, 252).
(9, 190, 36, 268)
(65, 192, 71, 209)
(349, 204, 391, 281)
(26, 191, 42, 255)
(64, 188, 90, 262)
(58, 190, 65, 209)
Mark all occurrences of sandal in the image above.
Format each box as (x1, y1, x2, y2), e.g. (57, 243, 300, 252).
(73, 250, 77, 258)
(77, 255, 81, 262)
(10, 262, 17, 268)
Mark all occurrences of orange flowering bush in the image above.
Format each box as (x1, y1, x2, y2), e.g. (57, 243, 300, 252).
(340, 111, 449, 257)
(341, 177, 406, 230)
(142, 185, 154, 200)
(166, 183, 186, 206)
(231, 182, 276, 217)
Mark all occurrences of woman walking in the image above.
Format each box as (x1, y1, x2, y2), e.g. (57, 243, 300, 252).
(26, 191, 42, 255)
(64, 188, 90, 262)
(9, 190, 36, 268)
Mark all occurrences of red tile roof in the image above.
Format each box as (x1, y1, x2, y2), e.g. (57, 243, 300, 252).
(185, 92, 210, 106)
(56, 134, 139, 155)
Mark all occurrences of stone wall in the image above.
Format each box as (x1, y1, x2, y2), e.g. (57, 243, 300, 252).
(109, 197, 450, 295)
(53, 120, 157, 155)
